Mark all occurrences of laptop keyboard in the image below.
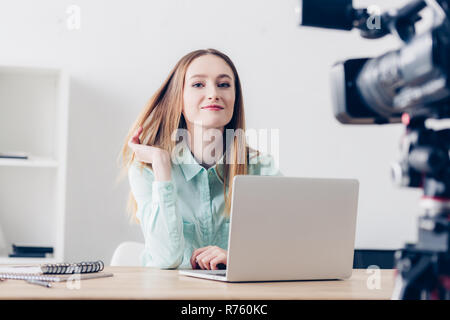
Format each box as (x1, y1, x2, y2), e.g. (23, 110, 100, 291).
(195, 270, 226, 276)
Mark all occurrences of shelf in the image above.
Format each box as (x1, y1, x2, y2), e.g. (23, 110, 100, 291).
(0, 65, 68, 265)
(0, 256, 59, 265)
(0, 156, 59, 168)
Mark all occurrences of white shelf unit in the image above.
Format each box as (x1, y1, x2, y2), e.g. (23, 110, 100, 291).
(0, 66, 69, 264)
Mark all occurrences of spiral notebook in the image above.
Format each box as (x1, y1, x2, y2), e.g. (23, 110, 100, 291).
(0, 260, 113, 282)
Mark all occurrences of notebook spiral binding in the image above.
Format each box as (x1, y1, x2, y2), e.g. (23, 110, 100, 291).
(41, 260, 104, 274)
(0, 261, 105, 282)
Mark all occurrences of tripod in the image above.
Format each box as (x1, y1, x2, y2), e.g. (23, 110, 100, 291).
(391, 115, 450, 300)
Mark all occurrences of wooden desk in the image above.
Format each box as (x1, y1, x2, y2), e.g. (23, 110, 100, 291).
(0, 267, 395, 300)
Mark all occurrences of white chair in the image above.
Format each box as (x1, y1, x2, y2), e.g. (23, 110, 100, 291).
(110, 241, 145, 266)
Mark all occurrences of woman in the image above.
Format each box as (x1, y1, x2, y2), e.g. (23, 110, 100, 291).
(120, 48, 281, 270)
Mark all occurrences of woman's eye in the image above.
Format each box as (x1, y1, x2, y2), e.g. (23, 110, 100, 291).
(192, 82, 230, 88)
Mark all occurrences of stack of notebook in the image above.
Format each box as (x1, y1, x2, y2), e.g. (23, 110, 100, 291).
(0, 260, 113, 283)
(8, 244, 54, 258)
(0, 152, 28, 160)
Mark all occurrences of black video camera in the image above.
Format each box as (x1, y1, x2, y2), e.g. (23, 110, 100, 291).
(297, 0, 450, 300)
(298, 0, 450, 125)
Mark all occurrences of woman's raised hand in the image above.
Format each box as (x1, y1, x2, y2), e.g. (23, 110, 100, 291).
(128, 126, 172, 181)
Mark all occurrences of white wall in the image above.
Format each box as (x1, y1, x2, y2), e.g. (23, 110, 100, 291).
(0, 0, 423, 263)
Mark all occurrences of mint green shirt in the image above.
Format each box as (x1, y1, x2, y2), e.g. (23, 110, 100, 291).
(128, 140, 282, 269)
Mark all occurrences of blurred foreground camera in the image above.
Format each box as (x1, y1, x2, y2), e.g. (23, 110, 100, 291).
(298, 0, 450, 300)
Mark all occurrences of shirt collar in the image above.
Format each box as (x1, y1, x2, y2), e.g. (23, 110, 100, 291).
(175, 139, 225, 184)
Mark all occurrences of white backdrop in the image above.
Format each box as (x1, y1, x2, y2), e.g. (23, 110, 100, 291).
(0, 0, 423, 263)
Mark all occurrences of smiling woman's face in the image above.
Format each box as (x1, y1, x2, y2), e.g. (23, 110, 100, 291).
(183, 54, 235, 131)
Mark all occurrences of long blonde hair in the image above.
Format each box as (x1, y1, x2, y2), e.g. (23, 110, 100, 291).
(118, 48, 258, 222)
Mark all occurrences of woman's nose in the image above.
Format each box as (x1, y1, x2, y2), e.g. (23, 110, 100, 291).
(207, 86, 219, 101)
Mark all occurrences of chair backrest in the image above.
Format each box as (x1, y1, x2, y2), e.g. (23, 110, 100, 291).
(110, 241, 145, 266)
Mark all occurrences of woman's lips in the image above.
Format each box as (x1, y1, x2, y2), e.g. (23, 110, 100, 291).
(202, 105, 224, 111)
(202, 107, 223, 110)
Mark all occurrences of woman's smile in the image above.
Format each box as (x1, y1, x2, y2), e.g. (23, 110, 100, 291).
(202, 104, 224, 111)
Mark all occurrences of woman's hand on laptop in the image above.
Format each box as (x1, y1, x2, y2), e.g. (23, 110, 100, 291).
(191, 246, 227, 270)
(128, 126, 172, 181)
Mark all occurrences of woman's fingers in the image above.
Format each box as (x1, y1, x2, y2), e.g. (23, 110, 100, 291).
(196, 248, 221, 270)
(200, 255, 216, 270)
(131, 126, 143, 144)
(128, 143, 165, 165)
(190, 250, 198, 269)
(131, 136, 140, 144)
(191, 246, 212, 269)
(191, 250, 203, 269)
(190, 246, 227, 270)
(199, 253, 217, 270)
(128, 140, 136, 149)
(128, 128, 171, 165)
(210, 256, 226, 270)
(192, 248, 210, 269)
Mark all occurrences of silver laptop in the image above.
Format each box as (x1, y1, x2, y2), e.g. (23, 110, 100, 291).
(179, 175, 359, 282)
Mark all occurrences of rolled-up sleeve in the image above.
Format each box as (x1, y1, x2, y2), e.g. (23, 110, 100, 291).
(128, 162, 185, 269)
